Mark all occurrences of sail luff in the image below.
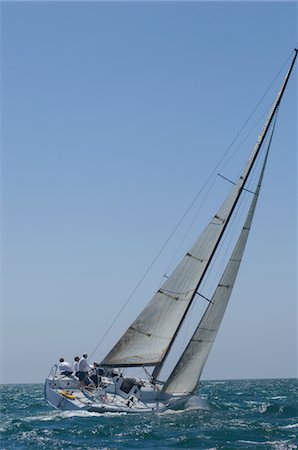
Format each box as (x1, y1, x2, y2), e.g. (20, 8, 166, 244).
(162, 131, 273, 395)
(100, 52, 297, 371)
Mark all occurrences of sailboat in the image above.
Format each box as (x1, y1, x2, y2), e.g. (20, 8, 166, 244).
(45, 50, 297, 413)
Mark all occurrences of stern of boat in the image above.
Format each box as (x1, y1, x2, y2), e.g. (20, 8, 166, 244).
(44, 365, 87, 411)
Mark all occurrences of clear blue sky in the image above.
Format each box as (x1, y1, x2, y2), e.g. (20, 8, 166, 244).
(1, 1, 297, 384)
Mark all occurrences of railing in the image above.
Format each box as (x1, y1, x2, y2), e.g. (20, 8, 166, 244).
(48, 364, 58, 379)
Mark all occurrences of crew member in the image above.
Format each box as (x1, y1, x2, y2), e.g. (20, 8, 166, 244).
(77, 353, 92, 386)
(58, 358, 73, 377)
(73, 356, 80, 377)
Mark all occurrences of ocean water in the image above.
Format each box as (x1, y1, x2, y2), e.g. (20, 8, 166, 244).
(0, 379, 297, 450)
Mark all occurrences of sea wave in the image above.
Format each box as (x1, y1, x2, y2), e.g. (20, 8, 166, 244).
(280, 423, 298, 430)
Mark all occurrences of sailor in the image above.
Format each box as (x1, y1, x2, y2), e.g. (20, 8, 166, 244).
(73, 356, 80, 377)
(77, 353, 92, 386)
(89, 362, 101, 387)
(58, 358, 73, 377)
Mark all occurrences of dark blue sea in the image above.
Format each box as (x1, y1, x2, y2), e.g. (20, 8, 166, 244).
(1, 379, 297, 449)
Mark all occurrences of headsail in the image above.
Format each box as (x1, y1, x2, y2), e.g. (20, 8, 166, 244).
(162, 127, 273, 395)
(100, 50, 297, 370)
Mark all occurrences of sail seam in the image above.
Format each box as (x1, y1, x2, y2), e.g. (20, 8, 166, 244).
(157, 289, 179, 301)
(129, 326, 152, 337)
(158, 288, 195, 298)
(197, 326, 217, 332)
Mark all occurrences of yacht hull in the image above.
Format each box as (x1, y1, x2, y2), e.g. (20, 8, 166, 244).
(44, 376, 189, 414)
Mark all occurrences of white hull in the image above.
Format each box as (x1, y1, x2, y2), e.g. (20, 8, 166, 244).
(44, 370, 189, 414)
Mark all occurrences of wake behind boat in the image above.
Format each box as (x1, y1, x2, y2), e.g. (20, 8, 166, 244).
(45, 50, 297, 413)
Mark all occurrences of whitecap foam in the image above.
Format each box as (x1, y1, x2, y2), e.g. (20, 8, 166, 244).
(269, 441, 297, 450)
(237, 440, 265, 446)
(58, 410, 128, 418)
(158, 408, 187, 416)
(279, 423, 298, 429)
(258, 403, 270, 413)
(22, 410, 108, 422)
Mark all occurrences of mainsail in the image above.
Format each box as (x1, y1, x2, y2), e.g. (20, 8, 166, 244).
(162, 130, 273, 395)
(101, 51, 297, 371)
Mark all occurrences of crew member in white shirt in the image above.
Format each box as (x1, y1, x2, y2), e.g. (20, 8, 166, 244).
(58, 358, 73, 377)
(89, 362, 100, 387)
(73, 356, 80, 377)
(78, 353, 92, 386)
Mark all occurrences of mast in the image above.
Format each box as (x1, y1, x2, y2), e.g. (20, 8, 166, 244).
(152, 49, 298, 380)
